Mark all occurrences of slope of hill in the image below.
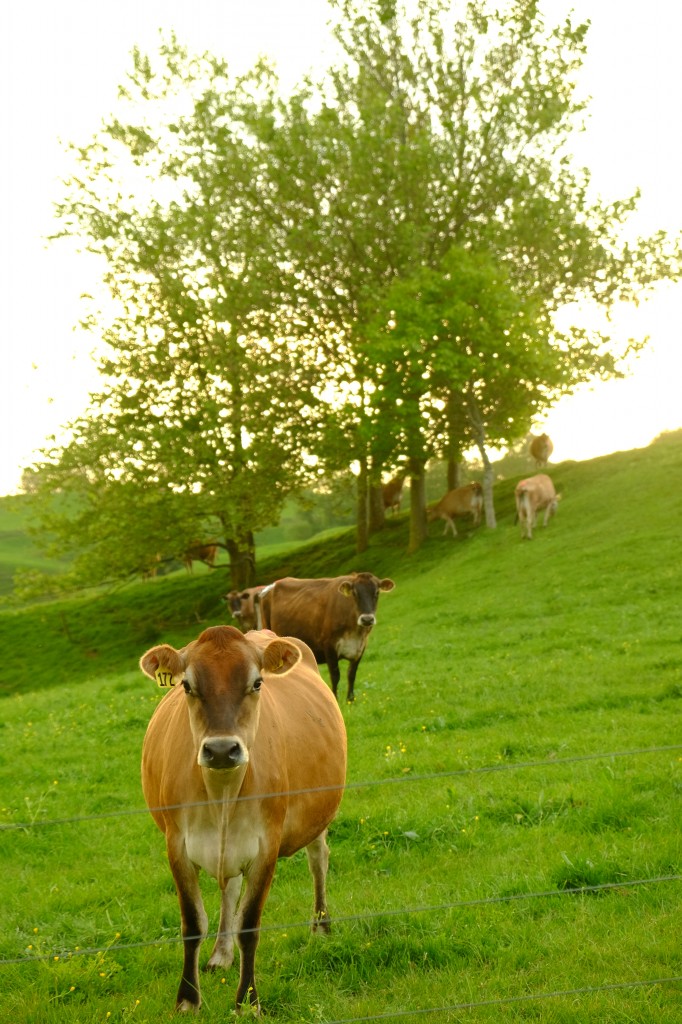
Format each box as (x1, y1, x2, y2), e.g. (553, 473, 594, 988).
(2, 430, 680, 698)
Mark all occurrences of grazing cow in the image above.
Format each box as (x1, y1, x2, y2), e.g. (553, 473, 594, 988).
(381, 472, 406, 514)
(514, 474, 559, 539)
(224, 586, 265, 633)
(427, 482, 483, 537)
(257, 572, 395, 702)
(529, 433, 553, 467)
(139, 625, 347, 1014)
(182, 542, 218, 574)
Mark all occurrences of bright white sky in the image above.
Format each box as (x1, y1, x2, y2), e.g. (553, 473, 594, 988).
(1, 0, 681, 495)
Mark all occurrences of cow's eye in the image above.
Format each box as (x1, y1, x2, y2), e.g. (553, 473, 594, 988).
(252, 677, 262, 693)
(181, 680, 192, 695)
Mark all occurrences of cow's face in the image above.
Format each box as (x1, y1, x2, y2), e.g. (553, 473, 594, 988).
(140, 626, 301, 773)
(224, 590, 244, 619)
(338, 573, 395, 628)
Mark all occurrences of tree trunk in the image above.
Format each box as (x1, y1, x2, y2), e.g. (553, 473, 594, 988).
(407, 456, 428, 553)
(465, 393, 497, 528)
(226, 533, 256, 589)
(368, 479, 385, 534)
(356, 457, 369, 554)
(447, 458, 461, 491)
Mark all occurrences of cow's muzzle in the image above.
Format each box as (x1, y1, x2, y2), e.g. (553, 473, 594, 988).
(358, 613, 376, 627)
(199, 736, 248, 771)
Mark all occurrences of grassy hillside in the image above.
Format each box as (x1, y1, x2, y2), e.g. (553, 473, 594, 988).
(1, 431, 681, 1023)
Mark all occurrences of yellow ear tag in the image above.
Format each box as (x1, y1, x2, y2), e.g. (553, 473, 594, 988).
(155, 666, 176, 688)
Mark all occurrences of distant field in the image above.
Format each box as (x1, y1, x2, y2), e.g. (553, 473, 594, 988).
(1, 431, 681, 1023)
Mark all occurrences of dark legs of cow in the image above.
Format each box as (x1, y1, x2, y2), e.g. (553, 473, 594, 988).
(169, 851, 209, 1011)
(205, 874, 242, 972)
(346, 659, 360, 703)
(327, 652, 342, 700)
(234, 861, 277, 1011)
(306, 830, 332, 934)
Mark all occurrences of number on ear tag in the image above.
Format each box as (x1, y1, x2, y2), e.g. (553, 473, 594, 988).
(155, 667, 176, 688)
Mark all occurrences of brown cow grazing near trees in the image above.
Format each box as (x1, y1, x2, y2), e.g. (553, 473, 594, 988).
(427, 482, 483, 537)
(224, 586, 265, 633)
(514, 473, 559, 539)
(381, 472, 406, 513)
(140, 625, 347, 1014)
(257, 573, 395, 702)
(182, 542, 218, 573)
(529, 433, 554, 467)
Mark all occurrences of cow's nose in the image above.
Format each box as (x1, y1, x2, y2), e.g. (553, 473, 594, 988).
(199, 737, 247, 771)
(358, 614, 376, 627)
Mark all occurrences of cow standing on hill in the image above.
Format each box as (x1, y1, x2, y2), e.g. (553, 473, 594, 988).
(182, 542, 218, 573)
(257, 572, 395, 702)
(382, 473, 406, 514)
(530, 433, 554, 467)
(427, 482, 483, 537)
(515, 474, 559, 539)
(224, 586, 265, 633)
(139, 625, 347, 1014)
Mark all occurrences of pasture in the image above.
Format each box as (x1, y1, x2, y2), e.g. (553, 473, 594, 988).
(1, 433, 681, 1022)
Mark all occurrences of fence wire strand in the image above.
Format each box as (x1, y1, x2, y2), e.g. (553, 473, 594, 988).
(1, 873, 679, 967)
(323, 976, 682, 1023)
(2, 742, 681, 833)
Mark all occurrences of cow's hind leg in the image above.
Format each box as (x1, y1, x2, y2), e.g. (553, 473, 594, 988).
(205, 874, 242, 972)
(306, 829, 332, 934)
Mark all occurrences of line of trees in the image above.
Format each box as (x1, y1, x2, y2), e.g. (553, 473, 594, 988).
(24, 0, 680, 590)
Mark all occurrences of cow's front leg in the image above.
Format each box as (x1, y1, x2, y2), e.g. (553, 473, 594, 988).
(206, 874, 242, 972)
(168, 837, 208, 1011)
(306, 830, 332, 934)
(346, 658, 361, 703)
(235, 860, 277, 1012)
(327, 650, 342, 700)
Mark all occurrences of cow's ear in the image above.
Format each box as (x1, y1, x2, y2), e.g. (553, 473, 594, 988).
(261, 638, 302, 676)
(379, 578, 395, 593)
(338, 581, 354, 597)
(140, 644, 186, 688)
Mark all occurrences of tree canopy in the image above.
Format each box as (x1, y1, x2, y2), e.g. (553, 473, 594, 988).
(24, 0, 681, 590)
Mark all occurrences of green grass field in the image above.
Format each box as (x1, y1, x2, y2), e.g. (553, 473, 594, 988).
(1, 432, 681, 1022)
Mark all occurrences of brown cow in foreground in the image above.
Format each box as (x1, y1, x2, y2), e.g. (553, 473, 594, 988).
(140, 626, 347, 1014)
(224, 586, 265, 633)
(182, 542, 218, 573)
(257, 572, 395, 702)
(515, 474, 559, 539)
(529, 433, 554, 467)
(427, 482, 483, 537)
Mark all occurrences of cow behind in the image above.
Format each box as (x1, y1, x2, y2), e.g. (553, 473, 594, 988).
(382, 472, 406, 514)
(258, 572, 395, 702)
(140, 625, 347, 1014)
(224, 586, 265, 633)
(427, 482, 483, 537)
(514, 473, 559, 539)
(182, 542, 218, 573)
(529, 433, 553, 467)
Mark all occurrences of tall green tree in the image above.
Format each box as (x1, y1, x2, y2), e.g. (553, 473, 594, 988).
(31, 42, 324, 589)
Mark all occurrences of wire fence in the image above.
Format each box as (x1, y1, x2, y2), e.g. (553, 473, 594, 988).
(3, 741, 681, 1019)
(2, 742, 680, 833)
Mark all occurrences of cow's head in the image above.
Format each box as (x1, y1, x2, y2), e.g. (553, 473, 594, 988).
(223, 589, 253, 621)
(338, 572, 395, 628)
(140, 626, 301, 773)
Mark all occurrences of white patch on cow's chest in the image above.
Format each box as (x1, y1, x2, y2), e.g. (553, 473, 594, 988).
(184, 810, 261, 883)
(336, 630, 368, 661)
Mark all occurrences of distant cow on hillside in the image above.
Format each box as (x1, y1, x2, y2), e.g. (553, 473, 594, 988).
(257, 572, 395, 702)
(427, 482, 483, 537)
(514, 474, 559, 539)
(529, 433, 553, 467)
(224, 586, 265, 633)
(182, 542, 218, 573)
(382, 473, 406, 514)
